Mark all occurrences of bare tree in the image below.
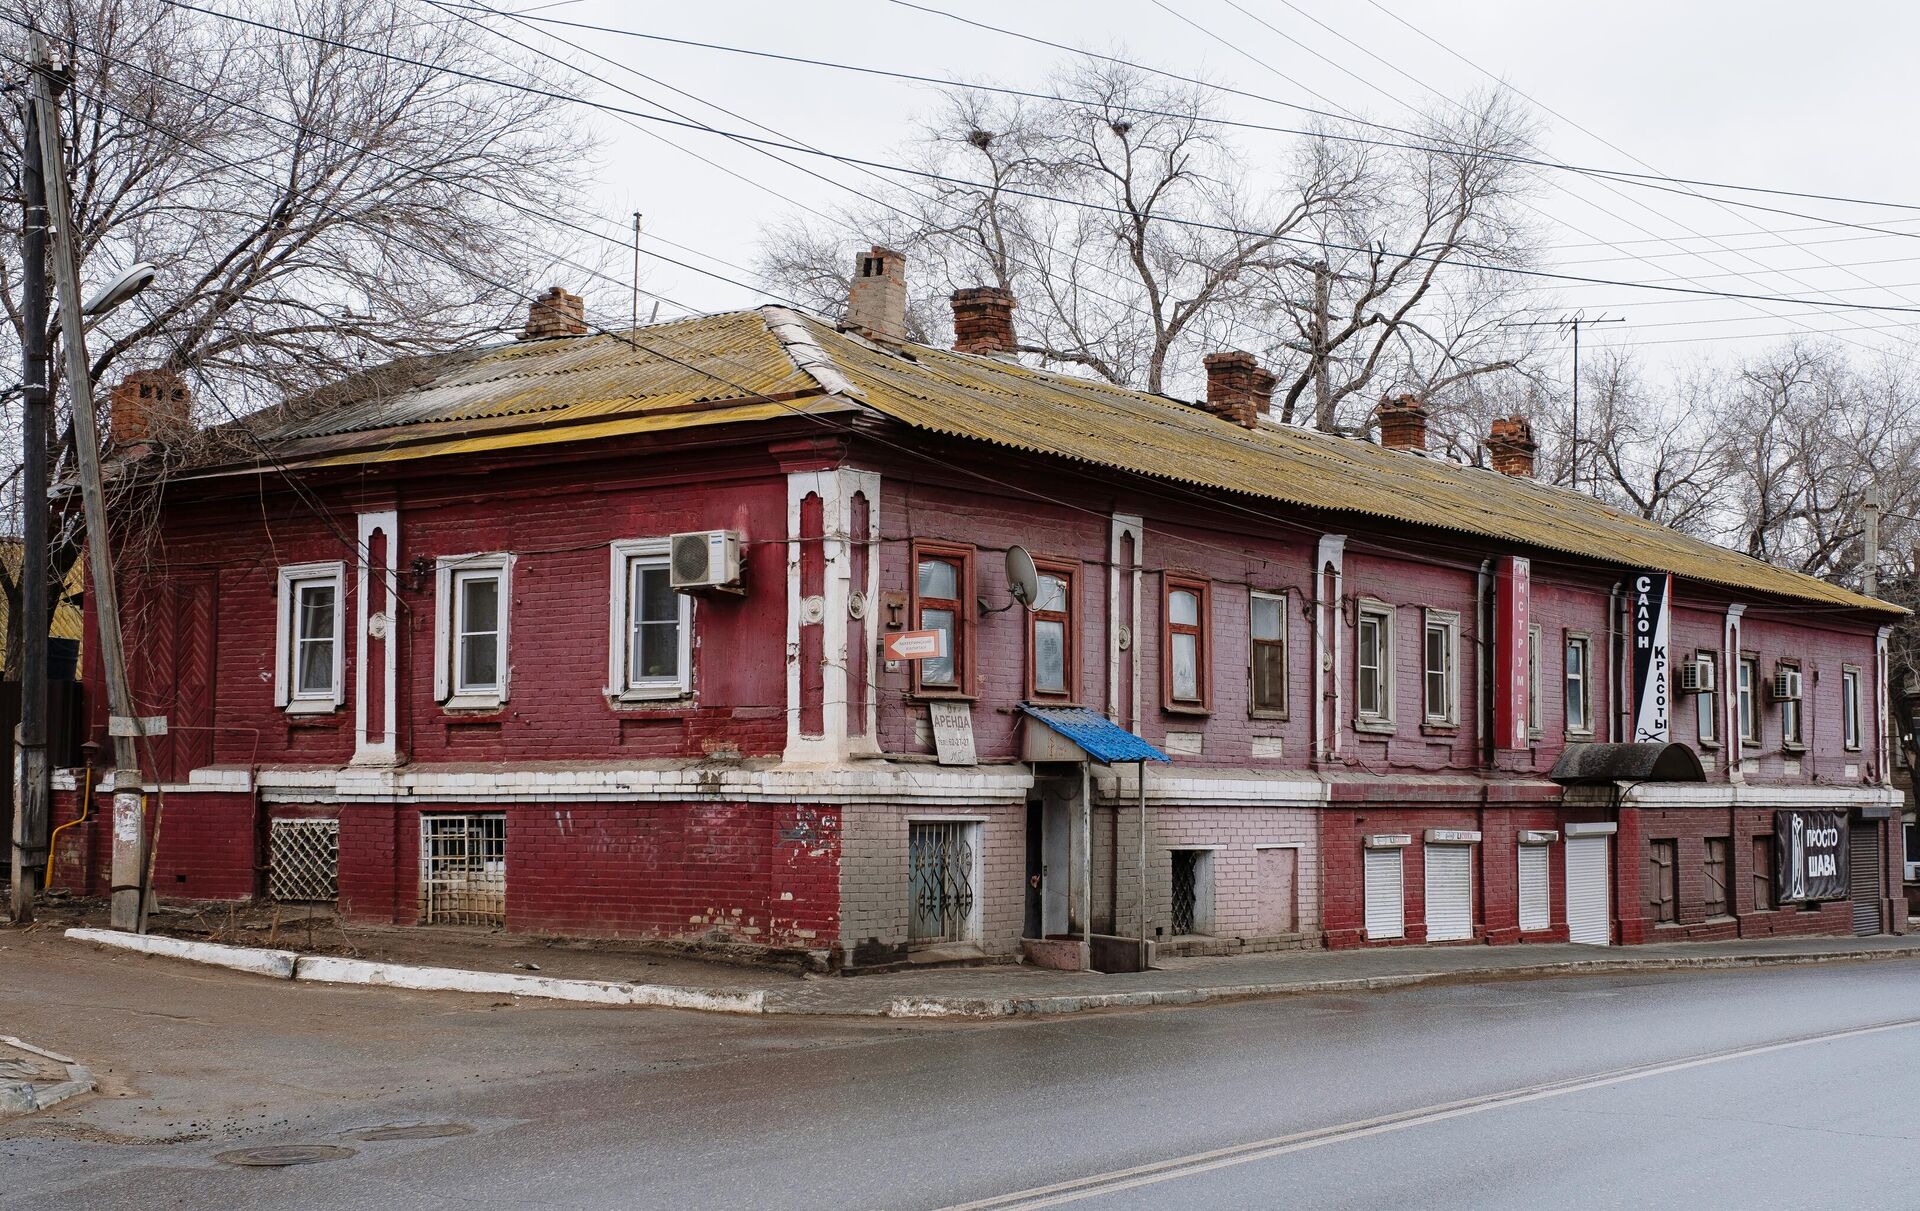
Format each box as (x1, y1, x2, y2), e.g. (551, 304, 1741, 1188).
(0, 0, 594, 665)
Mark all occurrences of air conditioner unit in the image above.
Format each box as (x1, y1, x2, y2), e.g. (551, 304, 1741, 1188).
(1771, 668, 1803, 701)
(669, 530, 744, 593)
(1678, 660, 1715, 693)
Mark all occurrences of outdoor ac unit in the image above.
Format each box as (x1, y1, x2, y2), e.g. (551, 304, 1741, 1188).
(1678, 660, 1714, 693)
(1771, 667, 1803, 701)
(669, 530, 744, 592)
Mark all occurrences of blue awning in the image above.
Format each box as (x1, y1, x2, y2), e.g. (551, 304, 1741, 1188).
(1019, 705, 1171, 764)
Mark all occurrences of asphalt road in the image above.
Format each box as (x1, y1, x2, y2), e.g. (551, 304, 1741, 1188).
(6, 934, 1920, 1210)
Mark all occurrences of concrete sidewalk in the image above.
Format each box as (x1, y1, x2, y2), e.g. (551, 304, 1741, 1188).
(60, 926, 1920, 1019)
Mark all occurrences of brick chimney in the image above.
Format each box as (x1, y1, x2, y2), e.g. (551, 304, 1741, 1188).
(1487, 416, 1538, 478)
(950, 286, 1017, 356)
(1376, 394, 1428, 453)
(846, 246, 908, 344)
(1201, 351, 1267, 429)
(522, 286, 586, 340)
(109, 369, 192, 454)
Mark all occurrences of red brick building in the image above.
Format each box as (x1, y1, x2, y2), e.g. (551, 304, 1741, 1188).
(50, 254, 1906, 968)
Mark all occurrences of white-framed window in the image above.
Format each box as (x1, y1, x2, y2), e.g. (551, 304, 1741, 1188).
(1564, 633, 1592, 736)
(1778, 661, 1804, 750)
(608, 538, 693, 700)
(1422, 609, 1459, 725)
(274, 561, 346, 713)
(1738, 655, 1759, 745)
(1526, 623, 1542, 735)
(1695, 651, 1719, 747)
(1842, 665, 1862, 751)
(434, 553, 512, 709)
(1356, 600, 1395, 729)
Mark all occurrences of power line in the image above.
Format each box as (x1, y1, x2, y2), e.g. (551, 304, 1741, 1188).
(144, 0, 1920, 317)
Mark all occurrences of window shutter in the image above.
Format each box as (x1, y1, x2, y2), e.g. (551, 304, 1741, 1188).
(1423, 845, 1473, 941)
(1363, 847, 1404, 939)
(1517, 845, 1550, 932)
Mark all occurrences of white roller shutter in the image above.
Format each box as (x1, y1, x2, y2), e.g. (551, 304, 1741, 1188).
(1424, 845, 1473, 942)
(1517, 845, 1550, 933)
(1363, 847, 1405, 939)
(1565, 835, 1611, 946)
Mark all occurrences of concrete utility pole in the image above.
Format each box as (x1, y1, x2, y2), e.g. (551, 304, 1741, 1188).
(30, 34, 147, 931)
(1863, 486, 1883, 596)
(10, 65, 51, 923)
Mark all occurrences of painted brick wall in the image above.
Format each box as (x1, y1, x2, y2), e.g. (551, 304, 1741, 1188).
(837, 801, 1026, 961)
(1090, 805, 1321, 941)
(335, 800, 839, 949)
(48, 786, 254, 902)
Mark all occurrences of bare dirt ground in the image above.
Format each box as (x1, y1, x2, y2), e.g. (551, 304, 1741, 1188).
(14, 892, 810, 991)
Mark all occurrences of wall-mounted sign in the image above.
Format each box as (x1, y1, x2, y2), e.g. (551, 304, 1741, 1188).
(928, 700, 976, 766)
(1517, 830, 1560, 845)
(1425, 829, 1482, 844)
(1774, 809, 1849, 903)
(1364, 834, 1413, 849)
(1492, 556, 1531, 749)
(1630, 571, 1672, 743)
(884, 629, 949, 662)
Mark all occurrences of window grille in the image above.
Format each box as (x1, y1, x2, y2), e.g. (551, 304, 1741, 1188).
(1171, 850, 1201, 935)
(420, 813, 507, 927)
(908, 821, 977, 943)
(268, 818, 339, 903)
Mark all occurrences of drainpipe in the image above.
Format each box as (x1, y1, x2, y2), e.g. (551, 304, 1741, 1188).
(1608, 581, 1625, 743)
(1080, 762, 1092, 968)
(1137, 760, 1148, 972)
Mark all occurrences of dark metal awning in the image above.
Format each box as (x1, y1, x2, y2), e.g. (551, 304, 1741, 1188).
(1018, 705, 1170, 765)
(1548, 741, 1706, 785)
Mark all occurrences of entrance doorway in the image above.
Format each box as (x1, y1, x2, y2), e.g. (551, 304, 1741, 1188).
(1423, 845, 1473, 942)
(908, 820, 980, 944)
(1565, 834, 1611, 946)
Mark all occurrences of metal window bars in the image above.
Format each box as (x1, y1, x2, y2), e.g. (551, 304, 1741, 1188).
(908, 821, 976, 943)
(419, 813, 507, 927)
(268, 818, 339, 903)
(1171, 850, 1200, 936)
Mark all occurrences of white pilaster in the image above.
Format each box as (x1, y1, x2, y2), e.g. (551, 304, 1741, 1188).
(353, 509, 400, 765)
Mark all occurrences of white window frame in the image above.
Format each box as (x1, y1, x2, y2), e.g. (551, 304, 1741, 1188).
(1738, 654, 1760, 746)
(1841, 665, 1862, 752)
(274, 561, 346, 713)
(1695, 650, 1720, 748)
(1778, 661, 1804, 751)
(434, 552, 512, 710)
(1422, 608, 1459, 726)
(607, 538, 694, 701)
(1564, 632, 1593, 737)
(1355, 600, 1395, 731)
(1526, 623, 1542, 736)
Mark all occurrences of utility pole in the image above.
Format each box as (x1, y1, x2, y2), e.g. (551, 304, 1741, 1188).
(1310, 261, 1333, 432)
(630, 211, 642, 334)
(10, 65, 51, 923)
(1501, 312, 1625, 493)
(1863, 486, 1883, 596)
(31, 34, 147, 931)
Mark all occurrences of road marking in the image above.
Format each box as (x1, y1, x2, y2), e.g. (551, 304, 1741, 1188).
(939, 1016, 1920, 1210)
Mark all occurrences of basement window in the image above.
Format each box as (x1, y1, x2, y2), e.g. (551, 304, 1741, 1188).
(420, 812, 507, 927)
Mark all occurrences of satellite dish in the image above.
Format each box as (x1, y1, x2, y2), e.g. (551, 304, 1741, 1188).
(1005, 545, 1040, 612)
(83, 262, 158, 317)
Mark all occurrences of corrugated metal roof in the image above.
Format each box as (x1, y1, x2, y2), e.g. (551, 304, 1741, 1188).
(0, 542, 85, 650)
(1020, 705, 1172, 764)
(229, 306, 1894, 613)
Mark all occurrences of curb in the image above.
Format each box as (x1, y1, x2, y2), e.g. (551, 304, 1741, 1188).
(61, 928, 1920, 1021)
(877, 948, 1920, 1018)
(62, 928, 764, 1015)
(0, 1036, 95, 1117)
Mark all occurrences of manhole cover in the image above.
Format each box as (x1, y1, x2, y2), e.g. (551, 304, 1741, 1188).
(349, 1122, 474, 1142)
(215, 1144, 357, 1167)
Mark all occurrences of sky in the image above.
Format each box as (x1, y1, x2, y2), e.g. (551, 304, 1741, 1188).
(494, 0, 1920, 378)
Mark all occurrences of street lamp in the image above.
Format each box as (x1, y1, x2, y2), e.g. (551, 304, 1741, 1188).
(82, 262, 156, 318)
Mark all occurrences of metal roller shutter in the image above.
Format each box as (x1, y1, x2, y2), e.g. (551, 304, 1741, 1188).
(1517, 845, 1551, 933)
(1364, 847, 1405, 940)
(1565, 835, 1611, 946)
(1851, 824, 1883, 937)
(1424, 845, 1474, 942)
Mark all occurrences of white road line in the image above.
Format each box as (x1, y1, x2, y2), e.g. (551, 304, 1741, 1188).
(939, 1016, 1920, 1210)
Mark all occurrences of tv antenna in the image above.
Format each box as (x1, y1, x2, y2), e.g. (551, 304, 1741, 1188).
(1501, 311, 1625, 493)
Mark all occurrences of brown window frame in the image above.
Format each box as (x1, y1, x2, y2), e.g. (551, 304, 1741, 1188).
(1704, 836, 1730, 918)
(909, 541, 975, 699)
(1752, 836, 1775, 910)
(1249, 589, 1289, 718)
(1649, 839, 1678, 923)
(1025, 557, 1080, 703)
(1162, 573, 1211, 714)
